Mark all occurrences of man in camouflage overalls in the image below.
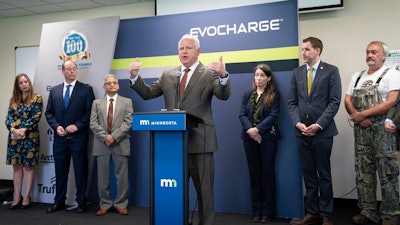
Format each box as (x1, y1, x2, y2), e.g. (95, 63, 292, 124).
(344, 41, 400, 225)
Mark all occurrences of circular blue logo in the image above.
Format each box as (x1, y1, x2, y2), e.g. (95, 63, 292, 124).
(62, 31, 87, 56)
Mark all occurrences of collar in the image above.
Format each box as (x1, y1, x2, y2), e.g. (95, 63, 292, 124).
(307, 60, 321, 71)
(64, 80, 77, 87)
(181, 61, 199, 73)
(107, 94, 118, 102)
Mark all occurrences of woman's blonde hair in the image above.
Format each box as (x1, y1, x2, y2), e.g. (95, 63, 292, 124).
(10, 73, 34, 110)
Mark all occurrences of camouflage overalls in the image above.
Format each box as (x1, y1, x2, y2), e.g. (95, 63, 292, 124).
(351, 69, 400, 223)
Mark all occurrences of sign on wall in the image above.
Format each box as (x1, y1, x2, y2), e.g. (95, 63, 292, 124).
(32, 16, 120, 204)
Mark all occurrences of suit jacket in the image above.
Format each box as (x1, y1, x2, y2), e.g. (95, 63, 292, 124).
(45, 81, 95, 143)
(239, 90, 281, 141)
(288, 61, 342, 137)
(131, 62, 231, 153)
(90, 95, 133, 156)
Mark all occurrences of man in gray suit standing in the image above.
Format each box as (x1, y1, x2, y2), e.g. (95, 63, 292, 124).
(128, 34, 231, 225)
(90, 74, 133, 216)
(288, 37, 341, 225)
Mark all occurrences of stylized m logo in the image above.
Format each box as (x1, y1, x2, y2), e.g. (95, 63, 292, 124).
(140, 120, 150, 125)
(160, 179, 177, 188)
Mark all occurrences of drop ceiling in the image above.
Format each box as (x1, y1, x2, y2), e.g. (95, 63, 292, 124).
(0, 0, 150, 18)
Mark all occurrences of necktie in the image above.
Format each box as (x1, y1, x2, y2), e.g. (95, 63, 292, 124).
(180, 68, 190, 101)
(107, 98, 114, 134)
(307, 67, 313, 95)
(64, 84, 71, 108)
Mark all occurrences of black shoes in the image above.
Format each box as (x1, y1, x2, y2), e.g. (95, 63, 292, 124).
(20, 196, 31, 209)
(252, 216, 272, 223)
(8, 196, 32, 210)
(76, 204, 87, 213)
(46, 203, 66, 213)
(261, 216, 272, 223)
(8, 198, 22, 210)
(46, 202, 88, 213)
(20, 202, 31, 209)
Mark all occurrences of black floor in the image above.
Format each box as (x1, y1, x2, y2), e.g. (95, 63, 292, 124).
(0, 201, 361, 225)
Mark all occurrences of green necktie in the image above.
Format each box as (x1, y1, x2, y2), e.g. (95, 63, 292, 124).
(307, 67, 313, 95)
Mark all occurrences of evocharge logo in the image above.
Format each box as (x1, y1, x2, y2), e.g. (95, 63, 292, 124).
(190, 18, 283, 37)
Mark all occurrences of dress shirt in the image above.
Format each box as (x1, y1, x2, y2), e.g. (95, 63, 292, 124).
(64, 80, 77, 98)
(107, 95, 117, 115)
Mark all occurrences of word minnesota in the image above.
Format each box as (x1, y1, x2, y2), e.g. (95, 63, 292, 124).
(139, 120, 178, 126)
(190, 19, 283, 37)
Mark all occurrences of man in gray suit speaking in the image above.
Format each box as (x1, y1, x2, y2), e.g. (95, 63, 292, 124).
(90, 74, 133, 216)
(128, 34, 231, 225)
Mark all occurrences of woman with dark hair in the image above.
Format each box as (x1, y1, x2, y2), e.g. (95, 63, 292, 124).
(239, 64, 281, 223)
(5, 73, 43, 209)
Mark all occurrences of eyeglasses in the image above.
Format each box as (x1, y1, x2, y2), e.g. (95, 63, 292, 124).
(64, 68, 77, 72)
(105, 81, 119, 86)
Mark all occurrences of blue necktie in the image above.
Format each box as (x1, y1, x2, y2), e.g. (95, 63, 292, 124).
(64, 84, 71, 108)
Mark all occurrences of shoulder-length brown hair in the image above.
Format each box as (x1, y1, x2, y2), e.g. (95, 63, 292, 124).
(252, 64, 277, 109)
(10, 73, 34, 110)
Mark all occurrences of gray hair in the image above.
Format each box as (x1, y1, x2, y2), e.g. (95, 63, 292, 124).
(103, 74, 118, 83)
(369, 41, 389, 55)
(178, 34, 200, 49)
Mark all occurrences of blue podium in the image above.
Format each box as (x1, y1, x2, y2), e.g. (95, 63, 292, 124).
(132, 111, 200, 225)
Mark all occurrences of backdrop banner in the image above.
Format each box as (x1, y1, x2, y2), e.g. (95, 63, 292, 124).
(112, 0, 303, 218)
(32, 16, 120, 205)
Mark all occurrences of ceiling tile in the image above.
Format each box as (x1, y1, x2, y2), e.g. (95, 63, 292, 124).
(0, 8, 34, 17)
(26, 4, 67, 13)
(57, 0, 102, 10)
(0, 3, 14, 10)
(0, 0, 48, 7)
(93, 0, 141, 5)
(0, 0, 152, 18)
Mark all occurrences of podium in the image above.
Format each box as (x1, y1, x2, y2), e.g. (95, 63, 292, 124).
(132, 111, 201, 225)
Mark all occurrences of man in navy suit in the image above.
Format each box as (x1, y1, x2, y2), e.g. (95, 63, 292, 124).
(45, 60, 95, 213)
(288, 37, 342, 225)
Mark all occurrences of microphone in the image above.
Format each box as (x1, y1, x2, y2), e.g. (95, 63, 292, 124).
(174, 70, 182, 110)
